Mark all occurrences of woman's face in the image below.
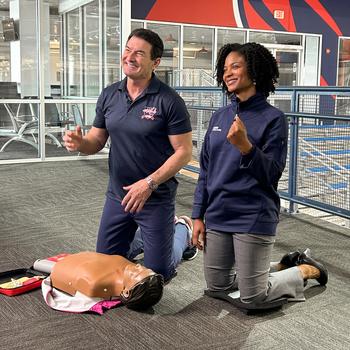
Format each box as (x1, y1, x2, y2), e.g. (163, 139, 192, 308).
(223, 51, 256, 100)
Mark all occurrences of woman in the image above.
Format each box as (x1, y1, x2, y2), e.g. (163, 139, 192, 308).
(191, 42, 327, 307)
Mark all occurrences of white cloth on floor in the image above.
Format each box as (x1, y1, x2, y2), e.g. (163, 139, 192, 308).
(41, 276, 122, 314)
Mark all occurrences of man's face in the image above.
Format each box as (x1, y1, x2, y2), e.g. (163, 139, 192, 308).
(122, 36, 160, 81)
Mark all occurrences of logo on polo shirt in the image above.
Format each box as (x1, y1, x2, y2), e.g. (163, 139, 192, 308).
(141, 107, 157, 120)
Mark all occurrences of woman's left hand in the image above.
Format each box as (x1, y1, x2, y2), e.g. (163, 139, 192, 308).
(192, 219, 206, 250)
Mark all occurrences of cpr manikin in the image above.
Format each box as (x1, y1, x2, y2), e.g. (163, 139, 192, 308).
(50, 251, 164, 310)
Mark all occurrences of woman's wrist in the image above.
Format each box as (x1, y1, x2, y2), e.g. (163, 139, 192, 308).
(240, 142, 253, 155)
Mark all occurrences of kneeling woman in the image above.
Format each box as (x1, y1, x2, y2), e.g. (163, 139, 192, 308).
(191, 42, 327, 308)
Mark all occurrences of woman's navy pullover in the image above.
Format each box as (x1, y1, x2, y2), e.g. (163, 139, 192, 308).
(191, 93, 288, 235)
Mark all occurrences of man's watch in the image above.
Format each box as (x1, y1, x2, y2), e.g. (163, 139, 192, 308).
(145, 176, 158, 191)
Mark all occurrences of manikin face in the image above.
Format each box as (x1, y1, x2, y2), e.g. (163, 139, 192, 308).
(121, 263, 154, 297)
(223, 51, 256, 100)
(122, 36, 160, 81)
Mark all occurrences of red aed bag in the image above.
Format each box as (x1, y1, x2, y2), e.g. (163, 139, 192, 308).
(0, 268, 46, 296)
(0, 253, 70, 297)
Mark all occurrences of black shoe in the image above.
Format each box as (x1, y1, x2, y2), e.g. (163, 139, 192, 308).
(204, 290, 287, 315)
(297, 253, 328, 286)
(280, 250, 301, 268)
(280, 248, 312, 268)
(182, 245, 198, 261)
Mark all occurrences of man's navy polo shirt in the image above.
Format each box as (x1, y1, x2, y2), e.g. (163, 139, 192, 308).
(93, 74, 192, 203)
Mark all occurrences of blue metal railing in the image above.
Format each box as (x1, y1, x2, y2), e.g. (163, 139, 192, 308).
(175, 86, 350, 220)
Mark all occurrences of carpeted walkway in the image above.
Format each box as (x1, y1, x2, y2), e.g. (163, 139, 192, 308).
(0, 159, 349, 349)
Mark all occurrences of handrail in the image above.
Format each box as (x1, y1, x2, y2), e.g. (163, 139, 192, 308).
(179, 86, 350, 220)
(0, 98, 97, 104)
(300, 139, 349, 182)
(285, 112, 350, 120)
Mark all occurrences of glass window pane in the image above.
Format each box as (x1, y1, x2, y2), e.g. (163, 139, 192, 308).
(217, 29, 245, 51)
(131, 20, 143, 31)
(105, 0, 120, 86)
(49, 11, 62, 97)
(303, 35, 319, 86)
(250, 31, 301, 45)
(0, 0, 40, 160)
(276, 50, 299, 86)
(0, 9, 11, 82)
(336, 38, 350, 115)
(67, 9, 81, 96)
(146, 23, 180, 84)
(338, 38, 350, 86)
(183, 26, 214, 86)
(84, 1, 100, 96)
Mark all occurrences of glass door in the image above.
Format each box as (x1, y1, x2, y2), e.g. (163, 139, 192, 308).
(84, 0, 100, 98)
(67, 9, 81, 96)
(262, 46, 301, 112)
(262, 44, 301, 87)
(274, 50, 300, 87)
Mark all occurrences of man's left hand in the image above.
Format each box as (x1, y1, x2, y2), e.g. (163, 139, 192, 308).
(122, 179, 152, 213)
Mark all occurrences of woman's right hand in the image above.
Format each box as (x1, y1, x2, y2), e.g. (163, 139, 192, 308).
(192, 219, 206, 250)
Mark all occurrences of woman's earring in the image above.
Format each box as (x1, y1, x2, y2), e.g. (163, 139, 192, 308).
(253, 80, 256, 85)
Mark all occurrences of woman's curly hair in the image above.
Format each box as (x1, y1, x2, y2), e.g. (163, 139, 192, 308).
(215, 42, 279, 97)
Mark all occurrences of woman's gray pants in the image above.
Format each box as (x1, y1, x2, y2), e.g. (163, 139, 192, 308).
(204, 229, 305, 303)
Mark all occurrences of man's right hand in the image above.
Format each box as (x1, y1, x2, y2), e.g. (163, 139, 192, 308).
(192, 218, 206, 250)
(63, 125, 83, 152)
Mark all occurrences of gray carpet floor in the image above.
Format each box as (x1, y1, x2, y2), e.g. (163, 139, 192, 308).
(0, 159, 349, 350)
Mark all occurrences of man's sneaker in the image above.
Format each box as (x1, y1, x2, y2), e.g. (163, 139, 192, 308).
(176, 215, 193, 231)
(182, 245, 198, 261)
(175, 215, 198, 261)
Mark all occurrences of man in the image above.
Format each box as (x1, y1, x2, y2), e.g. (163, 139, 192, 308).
(63, 29, 193, 282)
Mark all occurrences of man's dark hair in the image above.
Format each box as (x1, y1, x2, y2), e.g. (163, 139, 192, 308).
(120, 274, 164, 310)
(215, 42, 279, 97)
(127, 28, 164, 60)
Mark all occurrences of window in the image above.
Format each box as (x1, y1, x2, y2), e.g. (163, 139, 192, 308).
(217, 29, 245, 51)
(249, 31, 301, 45)
(146, 23, 180, 85)
(338, 38, 350, 86)
(67, 9, 81, 96)
(182, 26, 214, 86)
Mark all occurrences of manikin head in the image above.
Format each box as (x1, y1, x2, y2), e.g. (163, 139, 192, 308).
(120, 263, 164, 310)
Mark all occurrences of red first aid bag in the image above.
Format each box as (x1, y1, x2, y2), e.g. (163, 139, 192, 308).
(0, 268, 46, 296)
(0, 253, 70, 296)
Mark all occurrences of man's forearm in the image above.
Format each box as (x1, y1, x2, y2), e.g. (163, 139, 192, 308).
(76, 127, 108, 155)
(77, 136, 104, 155)
(149, 148, 192, 186)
